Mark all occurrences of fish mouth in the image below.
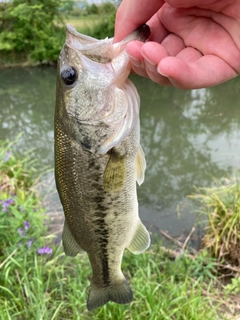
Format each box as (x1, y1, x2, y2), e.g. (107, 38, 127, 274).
(63, 24, 151, 84)
(59, 25, 151, 154)
(65, 24, 150, 64)
(65, 24, 113, 63)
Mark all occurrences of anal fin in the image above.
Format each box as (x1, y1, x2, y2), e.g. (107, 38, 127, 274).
(127, 220, 150, 254)
(62, 221, 82, 257)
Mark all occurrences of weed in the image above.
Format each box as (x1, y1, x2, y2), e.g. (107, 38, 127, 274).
(189, 177, 240, 266)
(224, 277, 240, 295)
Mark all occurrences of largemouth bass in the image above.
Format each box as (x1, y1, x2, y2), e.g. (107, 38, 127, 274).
(54, 24, 151, 311)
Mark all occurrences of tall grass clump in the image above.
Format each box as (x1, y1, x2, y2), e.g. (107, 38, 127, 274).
(189, 177, 240, 266)
(0, 139, 225, 319)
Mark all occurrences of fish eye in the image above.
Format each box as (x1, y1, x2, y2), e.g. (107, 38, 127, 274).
(61, 66, 77, 86)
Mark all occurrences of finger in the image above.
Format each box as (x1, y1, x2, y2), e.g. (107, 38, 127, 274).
(126, 41, 173, 86)
(161, 34, 186, 56)
(147, 12, 169, 43)
(127, 41, 168, 62)
(130, 62, 173, 86)
(163, 5, 240, 57)
(160, 5, 240, 73)
(165, 0, 223, 9)
(158, 55, 238, 89)
(125, 41, 149, 78)
(114, 0, 164, 42)
(144, 65, 173, 86)
(176, 47, 203, 62)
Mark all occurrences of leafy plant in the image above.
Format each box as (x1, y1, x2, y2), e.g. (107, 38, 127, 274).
(85, 12, 115, 39)
(0, 138, 48, 255)
(188, 250, 217, 281)
(224, 277, 240, 295)
(0, 0, 67, 63)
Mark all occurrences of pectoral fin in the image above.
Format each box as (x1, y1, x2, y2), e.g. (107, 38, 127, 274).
(103, 152, 126, 193)
(127, 220, 150, 254)
(136, 145, 146, 186)
(62, 221, 82, 257)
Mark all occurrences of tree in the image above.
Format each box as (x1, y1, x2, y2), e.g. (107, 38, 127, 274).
(86, 4, 98, 15)
(0, 0, 67, 63)
(99, 2, 116, 15)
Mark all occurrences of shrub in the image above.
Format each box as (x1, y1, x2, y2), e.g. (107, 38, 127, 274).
(0, 0, 66, 63)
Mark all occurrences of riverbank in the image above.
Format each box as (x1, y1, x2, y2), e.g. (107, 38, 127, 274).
(0, 12, 114, 68)
(0, 60, 57, 69)
(0, 2, 115, 68)
(1, 139, 240, 319)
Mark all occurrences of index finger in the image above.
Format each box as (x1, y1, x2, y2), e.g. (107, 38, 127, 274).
(114, 0, 164, 42)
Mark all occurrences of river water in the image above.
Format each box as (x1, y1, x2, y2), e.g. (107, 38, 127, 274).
(0, 67, 240, 243)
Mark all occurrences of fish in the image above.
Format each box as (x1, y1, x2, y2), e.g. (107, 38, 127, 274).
(54, 24, 151, 311)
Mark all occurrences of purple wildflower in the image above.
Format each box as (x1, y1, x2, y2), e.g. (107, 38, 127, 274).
(24, 221, 30, 230)
(2, 198, 14, 212)
(18, 228, 26, 237)
(27, 239, 33, 249)
(18, 221, 30, 236)
(4, 198, 14, 205)
(4, 150, 11, 162)
(37, 247, 52, 255)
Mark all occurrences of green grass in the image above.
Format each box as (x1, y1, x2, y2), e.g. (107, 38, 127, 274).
(0, 246, 221, 320)
(65, 15, 103, 31)
(0, 139, 237, 319)
(64, 13, 115, 39)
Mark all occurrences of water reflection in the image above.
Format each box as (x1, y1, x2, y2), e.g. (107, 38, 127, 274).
(0, 67, 55, 166)
(0, 67, 239, 236)
(137, 77, 240, 207)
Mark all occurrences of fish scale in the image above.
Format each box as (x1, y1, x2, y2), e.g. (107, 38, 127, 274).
(55, 24, 151, 311)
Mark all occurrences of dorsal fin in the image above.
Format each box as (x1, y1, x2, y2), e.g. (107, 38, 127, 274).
(103, 151, 126, 193)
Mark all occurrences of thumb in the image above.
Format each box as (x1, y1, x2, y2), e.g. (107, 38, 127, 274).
(114, 0, 164, 43)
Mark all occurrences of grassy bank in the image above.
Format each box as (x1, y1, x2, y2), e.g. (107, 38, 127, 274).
(65, 13, 115, 40)
(65, 14, 104, 32)
(0, 139, 239, 319)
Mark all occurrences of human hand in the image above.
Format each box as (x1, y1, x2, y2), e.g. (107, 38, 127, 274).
(114, 0, 240, 89)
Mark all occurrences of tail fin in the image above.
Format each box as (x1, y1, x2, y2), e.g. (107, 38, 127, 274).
(87, 280, 133, 311)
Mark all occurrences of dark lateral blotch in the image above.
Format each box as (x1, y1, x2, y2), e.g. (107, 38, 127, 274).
(81, 139, 91, 150)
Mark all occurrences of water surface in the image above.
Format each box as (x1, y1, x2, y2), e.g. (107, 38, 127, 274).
(0, 67, 239, 241)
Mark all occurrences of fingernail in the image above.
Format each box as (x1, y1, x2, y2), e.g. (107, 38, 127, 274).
(142, 54, 157, 73)
(157, 65, 168, 77)
(128, 55, 143, 68)
(145, 59, 157, 73)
